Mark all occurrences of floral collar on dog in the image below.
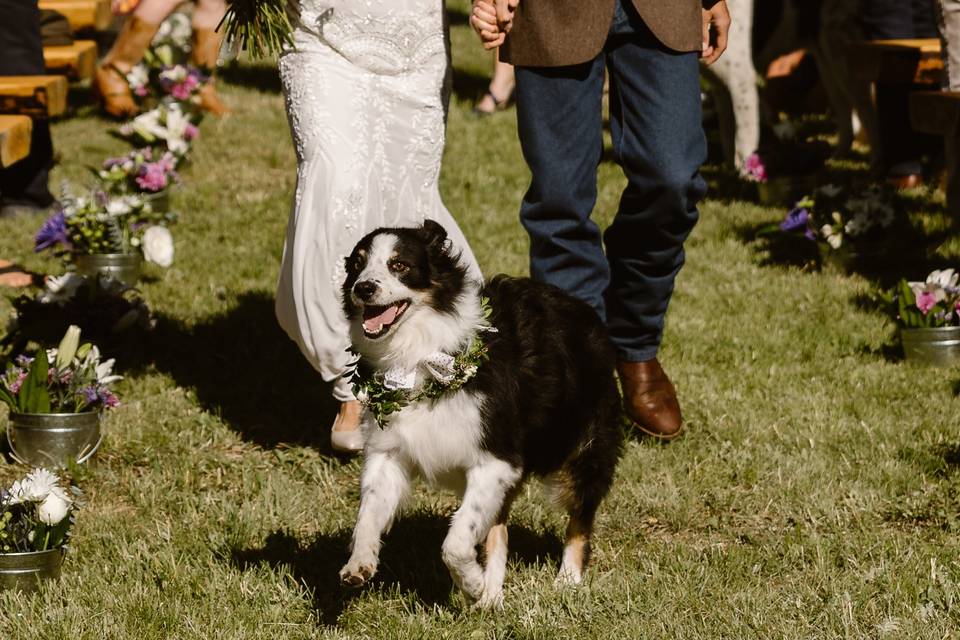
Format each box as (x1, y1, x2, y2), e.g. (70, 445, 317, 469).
(348, 299, 496, 429)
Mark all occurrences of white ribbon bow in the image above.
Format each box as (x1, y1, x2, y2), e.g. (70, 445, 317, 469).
(381, 351, 458, 390)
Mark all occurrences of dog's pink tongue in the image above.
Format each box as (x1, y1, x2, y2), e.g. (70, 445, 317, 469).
(363, 305, 400, 332)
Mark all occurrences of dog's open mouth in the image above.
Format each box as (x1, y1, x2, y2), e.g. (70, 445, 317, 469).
(362, 300, 410, 338)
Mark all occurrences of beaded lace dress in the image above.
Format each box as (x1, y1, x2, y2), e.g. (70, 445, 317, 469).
(275, 0, 481, 402)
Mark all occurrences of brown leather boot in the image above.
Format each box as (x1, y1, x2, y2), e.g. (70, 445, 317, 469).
(191, 28, 231, 116)
(617, 359, 683, 440)
(94, 16, 160, 119)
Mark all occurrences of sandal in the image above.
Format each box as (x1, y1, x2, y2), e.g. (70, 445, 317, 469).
(473, 88, 514, 116)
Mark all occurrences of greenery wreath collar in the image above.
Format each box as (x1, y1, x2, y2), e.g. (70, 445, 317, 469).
(347, 299, 495, 429)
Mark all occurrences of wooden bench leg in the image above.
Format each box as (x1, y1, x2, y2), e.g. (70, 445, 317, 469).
(947, 134, 960, 218)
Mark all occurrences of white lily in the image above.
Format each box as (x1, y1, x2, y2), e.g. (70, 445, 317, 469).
(908, 269, 958, 303)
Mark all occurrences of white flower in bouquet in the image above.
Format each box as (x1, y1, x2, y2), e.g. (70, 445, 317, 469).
(164, 104, 194, 155)
(125, 107, 167, 143)
(5, 480, 27, 505)
(156, 12, 192, 50)
(37, 489, 72, 525)
(818, 183, 843, 198)
(142, 225, 174, 267)
(89, 346, 123, 385)
(909, 269, 959, 304)
(39, 272, 85, 304)
(22, 468, 62, 501)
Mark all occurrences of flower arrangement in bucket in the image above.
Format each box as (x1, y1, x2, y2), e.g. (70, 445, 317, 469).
(0, 468, 80, 592)
(768, 184, 906, 269)
(742, 137, 828, 206)
(887, 269, 960, 367)
(125, 12, 205, 108)
(1, 326, 120, 467)
(97, 148, 180, 211)
(116, 102, 199, 159)
(2, 273, 155, 361)
(34, 187, 175, 285)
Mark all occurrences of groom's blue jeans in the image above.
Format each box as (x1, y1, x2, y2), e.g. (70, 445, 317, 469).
(515, 0, 706, 362)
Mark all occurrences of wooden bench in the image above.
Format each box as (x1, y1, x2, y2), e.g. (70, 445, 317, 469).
(38, 0, 112, 32)
(44, 40, 98, 81)
(851, 39, 944, 85)
(0, 76, 69, 119)
(911, 91, 960, 216)
(0, 115, 33, 168)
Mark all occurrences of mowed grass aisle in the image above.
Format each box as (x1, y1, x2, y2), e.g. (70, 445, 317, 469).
(3, 3, 960, 637)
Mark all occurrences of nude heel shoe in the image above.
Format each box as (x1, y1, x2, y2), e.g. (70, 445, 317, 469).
(330, 400, 364, 453)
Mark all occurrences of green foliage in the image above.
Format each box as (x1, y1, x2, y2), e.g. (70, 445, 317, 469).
(17, 351, 51, 414)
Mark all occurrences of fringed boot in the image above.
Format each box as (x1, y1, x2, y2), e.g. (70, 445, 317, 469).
(93, 17, 160, 119)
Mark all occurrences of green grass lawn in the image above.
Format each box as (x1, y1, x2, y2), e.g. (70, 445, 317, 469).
(2, 3, 960, 638)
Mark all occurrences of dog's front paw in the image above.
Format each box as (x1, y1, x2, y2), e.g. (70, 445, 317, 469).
(474, 587, 504, 610)
(339, 561, 376, 588)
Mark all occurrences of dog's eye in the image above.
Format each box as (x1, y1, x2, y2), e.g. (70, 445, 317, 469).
(389, 260, 410, 274)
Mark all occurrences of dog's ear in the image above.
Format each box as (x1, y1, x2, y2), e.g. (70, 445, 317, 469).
(420, 219, 449, 253)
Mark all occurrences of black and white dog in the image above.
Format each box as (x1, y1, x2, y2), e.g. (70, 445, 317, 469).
(339, 220, 623, 607)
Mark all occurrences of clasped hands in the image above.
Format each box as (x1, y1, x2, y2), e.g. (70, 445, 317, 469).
(470, 0, 518, 50)
(470, 0, 730, 66)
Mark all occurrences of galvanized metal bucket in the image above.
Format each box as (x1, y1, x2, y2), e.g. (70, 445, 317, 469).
(757, 174, 818, 207)
(6, 412, 102, 467)
(0, 548, 63, 592)
(142, 189, 170, 213)
(74, 252, 142, 287)
(901, 327, 960, 367)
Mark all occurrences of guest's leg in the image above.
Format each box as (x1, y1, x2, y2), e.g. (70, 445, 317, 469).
(603, 26, 706, 363)
(191, 0, 231, 115)
(0, 0, 54, 213)
(515, 57, 608, 318)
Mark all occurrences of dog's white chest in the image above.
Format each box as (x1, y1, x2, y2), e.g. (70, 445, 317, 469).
(364, 391, 485, 484)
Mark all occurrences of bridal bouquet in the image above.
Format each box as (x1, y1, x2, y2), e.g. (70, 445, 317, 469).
(117, 103, 199, 158)
(0, 325, 121, 415)
(98, 148, 180, 196)
(34, 188, 175, 267)
(221, 0, 295, 58)
(1, 469, 80, 553)
(889, 269, 960, 329)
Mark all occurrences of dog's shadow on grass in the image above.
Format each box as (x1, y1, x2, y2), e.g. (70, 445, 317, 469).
(131, 291, 339, 450)
(229, 511, 563, 625)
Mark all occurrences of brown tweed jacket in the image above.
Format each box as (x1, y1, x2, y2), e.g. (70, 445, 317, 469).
(501, 0, 720, 67)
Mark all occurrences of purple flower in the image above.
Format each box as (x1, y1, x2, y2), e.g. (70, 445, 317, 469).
(135, 162, 169, 192)
(34, 210, 70, 252)
(917, 291, 937, 314)
(9, 370, 27, 394)
(80, 386, 99, 405)
(780, 207, 816, 241)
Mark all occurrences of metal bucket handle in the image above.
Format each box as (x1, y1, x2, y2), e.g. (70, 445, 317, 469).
(6, 428, 103, 466)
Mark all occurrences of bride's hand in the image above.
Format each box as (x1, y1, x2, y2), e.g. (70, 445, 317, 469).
(471, 0, 505, 49)
(495, 0, 519, 34)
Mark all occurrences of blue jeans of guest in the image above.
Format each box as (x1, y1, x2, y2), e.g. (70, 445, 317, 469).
(514, 0, 706, 363)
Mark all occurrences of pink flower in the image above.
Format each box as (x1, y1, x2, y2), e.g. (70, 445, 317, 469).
(9, 370, 27, 393)
(135, 162, 169, 192)
(170, 83, 192, 101)
(743, 152, 768, 183)
(184, 124, 199, 141)
(917, 291, 937, 314)
(134, 85, 148, 97)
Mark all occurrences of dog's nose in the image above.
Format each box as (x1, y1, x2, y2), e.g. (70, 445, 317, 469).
(353, 280, 378, 302)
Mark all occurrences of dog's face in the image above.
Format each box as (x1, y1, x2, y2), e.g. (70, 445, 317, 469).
(342, 220, 466, 344)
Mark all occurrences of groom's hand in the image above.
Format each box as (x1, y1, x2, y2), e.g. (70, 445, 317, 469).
(701, 1, 730, 65)
(471, 0, 505, 49)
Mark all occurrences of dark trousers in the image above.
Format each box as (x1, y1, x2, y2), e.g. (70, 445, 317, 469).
(0, 0, 54, 208)
(859, 0, 940, 176)
(515, 0, 706, 362)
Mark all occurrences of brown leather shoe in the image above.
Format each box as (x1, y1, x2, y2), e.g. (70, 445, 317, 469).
(191, 28, 231, 116)
(617, 359, 683, 440)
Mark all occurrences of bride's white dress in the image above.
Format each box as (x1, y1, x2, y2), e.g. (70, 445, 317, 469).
(276, 0, 481, 402)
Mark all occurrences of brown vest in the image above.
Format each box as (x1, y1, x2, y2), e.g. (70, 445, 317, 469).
(501, 0, 707, 67)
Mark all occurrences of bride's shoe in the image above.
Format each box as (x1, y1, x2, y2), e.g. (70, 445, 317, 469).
(331, 400, 364, 454)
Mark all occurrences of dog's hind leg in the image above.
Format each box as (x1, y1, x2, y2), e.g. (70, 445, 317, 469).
(339, 450, 411, 587)
(557, 391, 622, 586)
(442, 457, 522, 602)
(477, 486, 520, 609)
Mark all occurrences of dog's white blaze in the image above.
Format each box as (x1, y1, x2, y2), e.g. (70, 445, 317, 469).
(353, 233, 402, 306)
